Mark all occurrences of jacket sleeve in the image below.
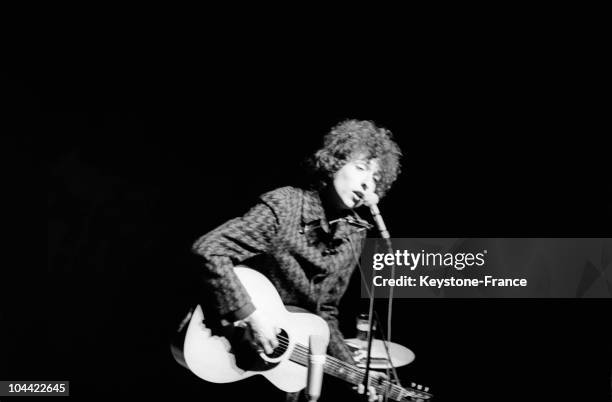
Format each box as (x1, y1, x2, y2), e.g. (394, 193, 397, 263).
(192, 197, 281, 321)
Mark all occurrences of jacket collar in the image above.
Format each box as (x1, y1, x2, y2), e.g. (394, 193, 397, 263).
(301, 189, 326, 226)
(301, 189, 372, 236)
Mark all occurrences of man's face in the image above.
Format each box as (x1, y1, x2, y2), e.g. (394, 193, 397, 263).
(332, 157, 380, 209)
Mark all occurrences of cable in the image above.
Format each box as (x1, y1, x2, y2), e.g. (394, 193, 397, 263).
(347, 236, 402, 394)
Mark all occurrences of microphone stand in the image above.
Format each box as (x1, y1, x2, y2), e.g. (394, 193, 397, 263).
(362, 205, 395, 401)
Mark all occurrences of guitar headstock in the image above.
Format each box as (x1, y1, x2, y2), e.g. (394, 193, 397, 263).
(401, 382, 433, 401)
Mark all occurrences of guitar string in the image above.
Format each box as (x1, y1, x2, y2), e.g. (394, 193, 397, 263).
(290, 346, 408, 401)
(287, 346, 402, 400)
(273, 335, 400, 394)
(273, 335, 389, 386)
(269, 336, 385, 386)
(268, 335, 417, 400)
(251, 332, 426, 399)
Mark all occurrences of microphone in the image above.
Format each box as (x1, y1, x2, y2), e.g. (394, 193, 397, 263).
(368, 203, 390, 239)
(307, 335, 328, 402)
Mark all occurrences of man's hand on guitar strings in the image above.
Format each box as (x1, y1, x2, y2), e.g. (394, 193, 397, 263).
(243, 309, 281, 355)
(353, 371, 387, 402)
(355, 383, 383, 402)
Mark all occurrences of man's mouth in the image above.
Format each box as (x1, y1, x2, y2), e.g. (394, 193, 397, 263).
(352, 191, 364, 204)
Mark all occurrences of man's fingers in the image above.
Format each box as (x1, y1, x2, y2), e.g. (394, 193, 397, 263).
(355, 383, 384, 402)
(262, 339, 273, 355)
(244, 310, 280, 353)
(262, 328, 278, 350)
(270, 332, 279, 349)
(254, 334, 275, 355)
(253, 326, 280, 354)
(368, 385, 376, 402)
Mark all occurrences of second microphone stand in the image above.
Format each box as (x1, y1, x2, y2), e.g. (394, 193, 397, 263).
(362, 205, 397, 401)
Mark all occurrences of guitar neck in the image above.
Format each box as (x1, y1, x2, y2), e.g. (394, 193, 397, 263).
(288, 343, 431, 401)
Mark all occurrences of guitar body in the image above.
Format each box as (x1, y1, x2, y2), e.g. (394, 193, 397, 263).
(182, 266, 330, 393)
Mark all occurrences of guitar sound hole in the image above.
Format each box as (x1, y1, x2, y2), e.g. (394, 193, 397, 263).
(265, 329, 289, 358)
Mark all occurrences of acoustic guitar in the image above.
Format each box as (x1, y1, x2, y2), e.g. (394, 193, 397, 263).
(174, 266, 433, 401)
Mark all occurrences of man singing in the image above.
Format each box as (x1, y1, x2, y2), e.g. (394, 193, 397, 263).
(191, 119, 402, 401)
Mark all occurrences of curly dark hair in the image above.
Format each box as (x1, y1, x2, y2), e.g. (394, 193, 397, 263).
(309, 119, 402, 197)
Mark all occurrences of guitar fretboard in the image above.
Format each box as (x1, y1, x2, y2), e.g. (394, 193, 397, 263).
(287, 342, 431, 401)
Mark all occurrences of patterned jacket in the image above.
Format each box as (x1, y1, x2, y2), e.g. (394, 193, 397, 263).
(192, 186, 371, 363)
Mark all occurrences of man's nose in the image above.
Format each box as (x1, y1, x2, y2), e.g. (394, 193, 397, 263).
(361, 179, 374, 191)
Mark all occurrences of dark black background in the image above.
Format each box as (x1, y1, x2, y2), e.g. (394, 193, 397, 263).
(11, 31, 612, 401)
